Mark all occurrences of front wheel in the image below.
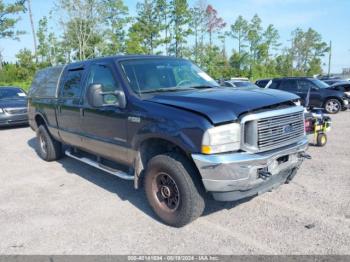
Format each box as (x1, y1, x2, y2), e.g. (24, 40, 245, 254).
(324, 99, 341, 114)
(316, 133, 327, 147)
(144, 153, 205, 227)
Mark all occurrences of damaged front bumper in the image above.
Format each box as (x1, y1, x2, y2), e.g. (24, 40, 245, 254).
(192, 138, 309, 201)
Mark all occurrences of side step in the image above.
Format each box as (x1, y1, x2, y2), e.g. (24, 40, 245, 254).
(65, 149, 134, 181)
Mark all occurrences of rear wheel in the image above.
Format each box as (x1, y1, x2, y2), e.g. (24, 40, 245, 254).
(324, 99, 341, 114)
(144, 153, 205, 227)
(36, 125, 62, 161)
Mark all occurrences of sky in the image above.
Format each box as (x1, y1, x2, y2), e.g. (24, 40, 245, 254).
(1, 0, 350, 73)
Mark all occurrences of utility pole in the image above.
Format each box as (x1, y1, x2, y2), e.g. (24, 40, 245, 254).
(27, 0, 38, 63)
(327, 40, 332, 77)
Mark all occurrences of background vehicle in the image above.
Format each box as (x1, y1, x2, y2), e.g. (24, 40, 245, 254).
(329, 82, 350, 110)
(28, 56, 309, 227)
(255, 79, 271, 88)
(220, 80, 259, 88)
(267, 77, 349, 114)
(323, 79, 347, 85)
(0, 86, 28, 127)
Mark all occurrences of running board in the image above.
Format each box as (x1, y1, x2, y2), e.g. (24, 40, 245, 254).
(65, 149, 134, 180)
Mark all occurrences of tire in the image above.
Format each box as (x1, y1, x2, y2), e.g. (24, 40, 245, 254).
(144, 153, 205, 227)
(324, 98, 341, 114)
(316, 133, 327, 147)
(36, 125, 62, 161)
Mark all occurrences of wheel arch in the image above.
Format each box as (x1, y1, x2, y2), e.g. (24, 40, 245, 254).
(34, 113, 48, 129)
(133, 136, 203, 190)
(323, 96, 343, 106)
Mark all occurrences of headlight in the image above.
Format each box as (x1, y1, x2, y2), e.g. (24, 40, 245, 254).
(0, 108, 3, 114)
(202, 123, 241, 154)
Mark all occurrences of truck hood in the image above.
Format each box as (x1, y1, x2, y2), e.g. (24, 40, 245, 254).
(0, 98, 27, 109)
(147, 88, 299, 124)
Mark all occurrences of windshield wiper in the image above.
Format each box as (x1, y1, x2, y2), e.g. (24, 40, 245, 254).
(189, 85, 218, 89)
(140, 87, 194, 94)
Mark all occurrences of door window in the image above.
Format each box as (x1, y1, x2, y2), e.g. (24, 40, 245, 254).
(61, 69, 84, 98)
(298, 79, 315, 92)
(281, 79, 297, 91)
(86, 64, 121, 92)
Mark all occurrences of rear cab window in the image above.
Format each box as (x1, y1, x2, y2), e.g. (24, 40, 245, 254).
(58, 65, 86, 105)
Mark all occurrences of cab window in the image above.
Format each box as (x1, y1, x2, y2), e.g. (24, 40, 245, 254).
(61, 68, 84, 98)
(86, 64, 121, 92)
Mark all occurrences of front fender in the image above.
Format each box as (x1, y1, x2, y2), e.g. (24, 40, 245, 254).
(131, 118, 203, 154)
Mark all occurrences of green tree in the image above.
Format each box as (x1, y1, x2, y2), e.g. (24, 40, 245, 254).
(189, 0, 207, 64)
(155, 0, 171, 55)
(37, 16, 50, 63)
(0, 0, 26, 68)
(228, 15, 249, 74)
(229, 15, 248, 55)
(100, 0, 129, 55)
(168, 0, 191, 57)
(15, 48, 36, 79)
(247, 14, 263, 76)
(55, 0, 104, 61)
(290, 28, 329, 75)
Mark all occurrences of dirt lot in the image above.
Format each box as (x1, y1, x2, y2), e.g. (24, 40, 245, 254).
(0, 112, 349, 255)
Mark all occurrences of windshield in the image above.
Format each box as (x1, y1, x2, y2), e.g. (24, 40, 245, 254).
(310, 79, 330, 89)
(0, 88, 27, 100)
(120, 59, 219, 94)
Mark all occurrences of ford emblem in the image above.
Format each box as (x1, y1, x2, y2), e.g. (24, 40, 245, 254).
(283, 124, 294, 134)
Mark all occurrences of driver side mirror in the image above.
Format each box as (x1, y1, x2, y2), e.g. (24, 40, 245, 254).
(87, 84, 127, 109)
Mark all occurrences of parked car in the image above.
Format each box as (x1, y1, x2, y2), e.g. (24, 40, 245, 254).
(0, 86, 28, 127)
(267, 77, 349, 114)
(329, 82, 350, 94)
(221, 80, 259, 88)
(229, 77, 249, 81)
(28, 56, 309, 227)
(323, 79, 346, 86)
(255, 79, 271, 88)
(329, 82, 350, 110)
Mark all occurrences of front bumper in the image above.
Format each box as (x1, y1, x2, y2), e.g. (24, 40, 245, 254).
(192, 138, 308, 201)
(0, 113, 28, 127)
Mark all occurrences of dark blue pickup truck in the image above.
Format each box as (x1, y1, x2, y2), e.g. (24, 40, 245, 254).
(28, 55, 309, 227)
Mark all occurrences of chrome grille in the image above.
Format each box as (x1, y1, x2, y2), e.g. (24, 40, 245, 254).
(257, 111, 304, 151)
(241, 106, 306, 153)
(4, 107, 27, 115)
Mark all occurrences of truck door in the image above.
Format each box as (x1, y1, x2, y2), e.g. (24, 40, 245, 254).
(280, 79, 298, 94)
(80, 62, 129, 165)
(297, 79, 323, 107)
(56, 65, 86, 147)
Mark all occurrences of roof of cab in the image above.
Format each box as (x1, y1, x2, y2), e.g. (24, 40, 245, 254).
(66, 55, 181, 67)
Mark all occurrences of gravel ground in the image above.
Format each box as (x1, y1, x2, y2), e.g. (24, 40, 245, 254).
(0, 112, 349, 255)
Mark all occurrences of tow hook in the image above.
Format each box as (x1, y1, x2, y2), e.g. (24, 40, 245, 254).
(299, 152, 312, 160)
